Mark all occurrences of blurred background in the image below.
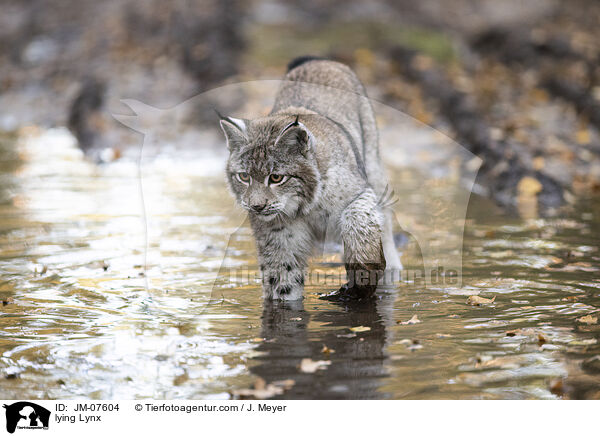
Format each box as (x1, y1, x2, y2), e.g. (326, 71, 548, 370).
(0, 0, 599, 212)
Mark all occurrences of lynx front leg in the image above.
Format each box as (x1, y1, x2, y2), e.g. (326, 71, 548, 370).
(332, 189, 386, 300)
(252, 219, 313, 301)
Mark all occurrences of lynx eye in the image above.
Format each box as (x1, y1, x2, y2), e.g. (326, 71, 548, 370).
(236, 172, 251, 184)
(267, 174, 288, 185)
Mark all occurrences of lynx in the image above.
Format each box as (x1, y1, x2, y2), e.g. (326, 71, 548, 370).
(219, 56, 401, 300)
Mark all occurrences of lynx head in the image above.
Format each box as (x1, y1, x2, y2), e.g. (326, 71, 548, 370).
(219, 114, 321, 221)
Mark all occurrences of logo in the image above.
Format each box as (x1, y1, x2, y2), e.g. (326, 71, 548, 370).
(114, 80, 480, 306)
(2, 402, 50, 434)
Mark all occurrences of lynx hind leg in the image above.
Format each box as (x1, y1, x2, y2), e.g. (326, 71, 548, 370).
(335, 189, 386, 300)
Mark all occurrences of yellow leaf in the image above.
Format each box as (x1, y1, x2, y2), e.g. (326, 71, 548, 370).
(321, 345, 335, 355)
(576, 315, 598, 325)
(349, 326, 371, 332)
(532, 156, 545, 171)
(517, 177, 543, 196)
(576, 129, 591, 145)
(467, 295, 496, 306)
(354, 48, 375, 67)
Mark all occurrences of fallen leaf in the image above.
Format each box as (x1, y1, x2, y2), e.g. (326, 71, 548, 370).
(549, 378, 564, 396)
(576, 129, 591, 145)
(271, 379, 295, 389)
(467, 295, 496, 306)
(232, 377, 295, 399)
(561, 296, 580, 302)
(349, 326, 371, 333)
(475, 355, 521, 369)
(254, 377, 266, 390)
(251, 337, 265, 342)
(399, 314, 421, 325)
(576, 315, 598, 325)
(354, 48, 375, 66)
(517, 177, 543, 196)
(173, 370, 189, 386)
(321, 345, 335, 355)
(299, 358, 331, 373)
(289, 317, 302, 321)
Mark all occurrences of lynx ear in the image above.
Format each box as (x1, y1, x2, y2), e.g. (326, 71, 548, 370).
(274, 116, 313, 155)
(217, 112, 248, 150)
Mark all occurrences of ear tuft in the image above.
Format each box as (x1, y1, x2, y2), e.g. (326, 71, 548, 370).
(274, 121, 313, 155)
(219, 116, 248, 150)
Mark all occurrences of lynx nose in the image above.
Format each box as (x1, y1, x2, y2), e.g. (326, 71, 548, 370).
(251, 203, 267, 212)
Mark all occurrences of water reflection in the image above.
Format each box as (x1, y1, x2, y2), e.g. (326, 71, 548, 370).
(251, 298, 390, 399)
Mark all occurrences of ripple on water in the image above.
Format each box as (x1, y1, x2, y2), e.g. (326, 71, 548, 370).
(0, 128, 599, 399)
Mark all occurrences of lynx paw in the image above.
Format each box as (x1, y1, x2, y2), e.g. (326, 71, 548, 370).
(319, 282, 376, 302)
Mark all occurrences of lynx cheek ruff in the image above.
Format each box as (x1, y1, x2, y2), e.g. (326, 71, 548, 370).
(218, 57, 401, 301)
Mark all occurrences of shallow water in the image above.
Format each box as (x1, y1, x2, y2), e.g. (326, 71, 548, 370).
(0, 127, 599, 400)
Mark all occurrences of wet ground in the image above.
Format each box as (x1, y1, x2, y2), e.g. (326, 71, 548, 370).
(0, 126, 599, 400)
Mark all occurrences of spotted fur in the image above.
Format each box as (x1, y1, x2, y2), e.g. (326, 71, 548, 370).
(219, 59, 401, 300)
